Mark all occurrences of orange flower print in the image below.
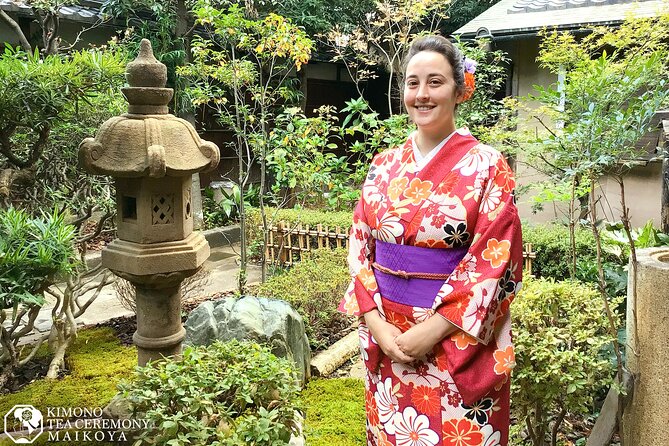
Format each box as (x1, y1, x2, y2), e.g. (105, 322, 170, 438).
(386, 309, 412, 332)
(451, 331, 478, 350)
(440, 292, 471, 325)
(366, 390, 380, 426)
(415, 239, 448, 249)
(342, 292, 359, 315)
(436, 171, 459, 195)
(403, 178, 433, 205)
(494, 157, 515, 193)
(377, 431, 393, 446)
(358, 267, 378, 292)
(410, 385, 441, 416)
(481, 238, 511, 269)
(493, 345, 516, 375)
(442, 418, 484, 446)
(388, 177, 409, 201)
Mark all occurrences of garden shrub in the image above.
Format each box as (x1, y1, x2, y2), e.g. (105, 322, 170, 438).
(511, 278, 617, 446)
(256, 249, 351, 351)
(119, 340, 301, 446)
(521, 222, 602, 280)
(0, 207, 78, 388)
(303, 378, 366, 446)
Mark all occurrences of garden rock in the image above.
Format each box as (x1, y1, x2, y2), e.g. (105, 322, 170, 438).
(184, 295, 311, 384)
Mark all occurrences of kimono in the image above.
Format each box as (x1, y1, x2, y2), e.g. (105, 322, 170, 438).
(338, 128, 523, 446)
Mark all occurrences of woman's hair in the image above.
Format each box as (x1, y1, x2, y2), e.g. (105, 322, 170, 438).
(402, 35, 465, 95)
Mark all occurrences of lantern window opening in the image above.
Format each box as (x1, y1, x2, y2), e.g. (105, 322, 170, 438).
(122, 195, 138, 221)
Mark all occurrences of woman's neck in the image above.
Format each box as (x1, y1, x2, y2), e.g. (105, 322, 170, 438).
(415, 127, 456, 157)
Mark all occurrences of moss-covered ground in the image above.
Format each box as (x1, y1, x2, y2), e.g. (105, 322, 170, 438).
(0, 327, 136, 446)
(303, 378, 366, 446)
(1, 328, 367, 445)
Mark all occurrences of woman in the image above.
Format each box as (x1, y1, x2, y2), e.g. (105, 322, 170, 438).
(338, 35, 522, 446)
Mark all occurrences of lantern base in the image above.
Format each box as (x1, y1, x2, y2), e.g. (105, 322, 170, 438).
(102, 231, 209, 277)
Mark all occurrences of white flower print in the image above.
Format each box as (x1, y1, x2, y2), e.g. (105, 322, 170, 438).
(412, 307, 434, 323)
(453, 145, 494, 176)
(433, 283, 454, 308)
(451, 253, 481, 284)
(480, 180, 502, 214)
(480, 425, 502, 446)
(373, 292, 386, 318)
(372, 214, 404, 242)
(358, 323, 371, 361)
(461, 278, 499, 337)
(392, 358, 441, 387)
(463, 173, 486, 202)
(393, 406, 440, 446)
(375, 377, 400, 435)
(363, 185, 384, 209)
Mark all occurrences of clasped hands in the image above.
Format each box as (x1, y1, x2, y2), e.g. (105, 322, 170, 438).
(363, 310, 456, 364)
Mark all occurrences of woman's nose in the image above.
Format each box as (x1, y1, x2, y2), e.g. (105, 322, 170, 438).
(417, 83, 429, 100)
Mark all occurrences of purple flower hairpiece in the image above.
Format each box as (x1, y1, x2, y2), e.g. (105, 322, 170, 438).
(463, 57, 477, 74)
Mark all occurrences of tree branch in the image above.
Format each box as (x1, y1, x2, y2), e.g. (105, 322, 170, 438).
(0, 124, 51, 169)
(0, 9, 32, 53)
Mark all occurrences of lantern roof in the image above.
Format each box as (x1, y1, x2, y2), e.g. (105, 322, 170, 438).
(79, 39, 219, 178)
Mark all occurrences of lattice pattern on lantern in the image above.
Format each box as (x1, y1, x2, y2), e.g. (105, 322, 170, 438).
(152, 194, 175, 224)
(184, 188, 192, 220)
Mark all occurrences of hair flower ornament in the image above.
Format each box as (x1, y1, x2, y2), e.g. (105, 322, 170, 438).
(462, 56, 477, 101)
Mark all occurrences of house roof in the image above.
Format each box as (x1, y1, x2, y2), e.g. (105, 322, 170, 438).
(454, 0, 667, 38)
(0, 0, 104, 23)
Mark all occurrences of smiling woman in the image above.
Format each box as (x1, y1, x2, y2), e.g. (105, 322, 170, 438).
(338, 35, 523, 446)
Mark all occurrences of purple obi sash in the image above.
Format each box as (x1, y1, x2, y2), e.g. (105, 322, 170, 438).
(373, 240, 467, 308)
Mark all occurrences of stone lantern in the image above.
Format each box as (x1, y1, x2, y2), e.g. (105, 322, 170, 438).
(79, 39, 220, 365)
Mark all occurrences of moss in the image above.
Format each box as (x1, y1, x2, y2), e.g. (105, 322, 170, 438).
(0, 327, 136, 417)
(303, 378, 366, 446)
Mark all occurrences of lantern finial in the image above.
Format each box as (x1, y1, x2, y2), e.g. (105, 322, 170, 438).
(126, 39, 167, 88)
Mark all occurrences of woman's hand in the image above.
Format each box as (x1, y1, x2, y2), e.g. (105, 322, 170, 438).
(395, 314, 457, 359)
(363, 310, 415, 364)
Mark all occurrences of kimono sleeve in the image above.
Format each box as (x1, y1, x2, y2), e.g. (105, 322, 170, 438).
(433, 153, 523, 345)
(337, 197, 380, 317)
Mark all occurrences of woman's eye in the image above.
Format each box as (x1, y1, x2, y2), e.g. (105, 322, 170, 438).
(429, 79, 442, 86)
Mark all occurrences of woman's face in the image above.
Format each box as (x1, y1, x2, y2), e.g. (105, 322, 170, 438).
(403, 50, 464, 136)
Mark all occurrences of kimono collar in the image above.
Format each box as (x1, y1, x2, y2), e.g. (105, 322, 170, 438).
(410, 127, 471, 172)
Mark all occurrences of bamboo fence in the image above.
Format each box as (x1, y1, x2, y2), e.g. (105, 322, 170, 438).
(264, 221, 537, 274)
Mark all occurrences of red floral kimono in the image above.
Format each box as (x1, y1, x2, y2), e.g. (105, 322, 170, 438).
(338, 128, 522, 446)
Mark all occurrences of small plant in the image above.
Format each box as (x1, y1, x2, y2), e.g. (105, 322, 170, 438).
(256, 249, 351, 351)
(119, 340, 301, 446)
(0, 207, 77, 388)
(511, 278, 617, 446)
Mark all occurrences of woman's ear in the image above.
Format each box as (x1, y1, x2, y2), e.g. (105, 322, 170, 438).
(455, 89, 466, 104)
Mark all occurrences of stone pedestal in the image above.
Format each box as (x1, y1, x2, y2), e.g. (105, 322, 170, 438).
(623, 247, 669, 445)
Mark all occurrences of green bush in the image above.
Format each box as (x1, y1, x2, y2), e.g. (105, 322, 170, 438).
(511, 278, 617, 446)
(119, 340, 301, 446)
(522, 223, 604, 280)
(256, 249, 351, 351)
(303, 378, 366, 446)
